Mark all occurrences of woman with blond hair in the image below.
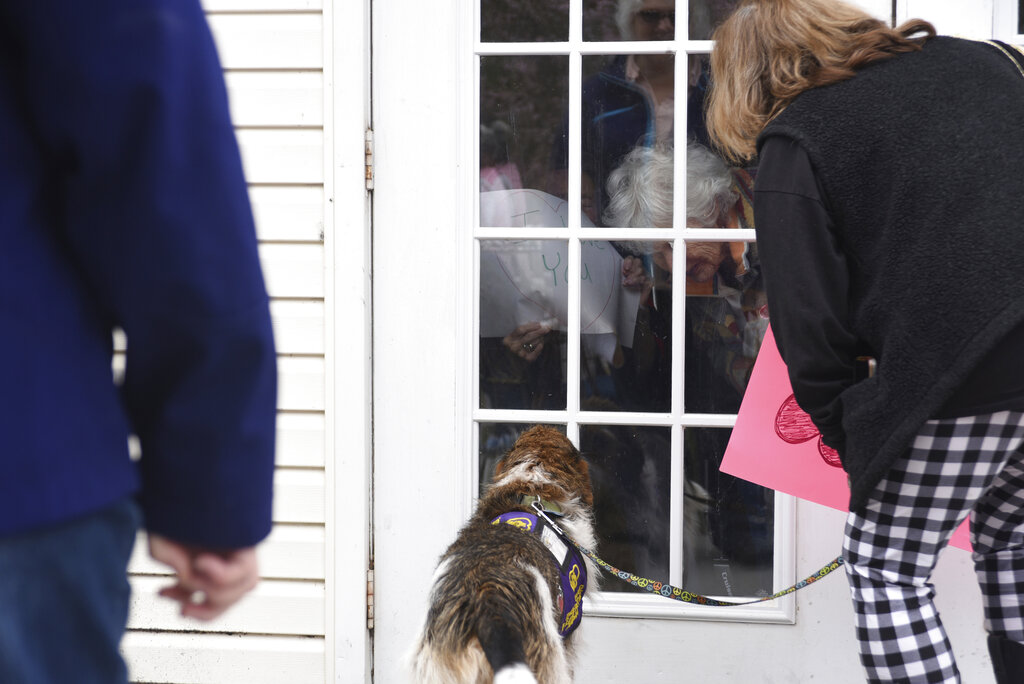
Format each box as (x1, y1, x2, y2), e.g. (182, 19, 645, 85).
(706, 1, 1024, 682)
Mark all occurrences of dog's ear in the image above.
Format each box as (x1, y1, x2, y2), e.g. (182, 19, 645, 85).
(573, 455, 594, 507)
(492, 456, 509, 478)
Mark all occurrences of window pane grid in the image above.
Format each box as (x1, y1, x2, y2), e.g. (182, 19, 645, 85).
(671, 235, 687, 427)
(564, 236, 583, 417)
(474, 408, 738, 428)
(668, 422, 684, 584)
(472, 0, 793, 620)
(474, 40, 715, 55)
(475, 226, 756, 240)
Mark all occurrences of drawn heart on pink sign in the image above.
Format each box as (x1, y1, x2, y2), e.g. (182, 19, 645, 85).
(774, 394, 842, 468)
(723, 326, 973, 550)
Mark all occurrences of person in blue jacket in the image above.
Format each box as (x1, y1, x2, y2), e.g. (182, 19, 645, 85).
(0, 2, 277, 682)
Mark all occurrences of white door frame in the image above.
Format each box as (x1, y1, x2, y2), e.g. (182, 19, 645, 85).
(898, 0, 996, 37)
(993, 0, 1023, 39)
(370, 0, 476, 680)
(325, 0, 373, 682)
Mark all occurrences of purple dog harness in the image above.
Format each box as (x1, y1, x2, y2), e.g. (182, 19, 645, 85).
(491, 502, 588, 637)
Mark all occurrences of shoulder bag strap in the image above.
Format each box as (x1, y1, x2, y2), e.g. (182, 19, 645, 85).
(980, 39, 1024, 79)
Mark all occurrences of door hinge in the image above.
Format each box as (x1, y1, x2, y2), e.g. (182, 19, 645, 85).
(364, 128, 374, 191)
(366, 566, 375, 631)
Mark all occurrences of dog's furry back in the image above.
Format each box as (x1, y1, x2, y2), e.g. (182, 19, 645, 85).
(410, 426, 597, 684)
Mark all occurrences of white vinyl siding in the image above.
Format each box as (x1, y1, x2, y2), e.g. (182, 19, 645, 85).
(122, 633, 324, 684)
(123, 2, 329, 682)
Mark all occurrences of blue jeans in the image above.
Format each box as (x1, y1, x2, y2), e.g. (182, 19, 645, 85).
(0, 498, 140, 684)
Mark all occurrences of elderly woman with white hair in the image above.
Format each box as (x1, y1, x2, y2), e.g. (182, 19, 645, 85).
(604, 141, 750, 290)
(603, 141, 773, 591)
(602, 140, 767, 415)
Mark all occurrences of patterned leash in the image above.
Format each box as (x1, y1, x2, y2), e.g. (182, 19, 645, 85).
(531, 501, 845, 607)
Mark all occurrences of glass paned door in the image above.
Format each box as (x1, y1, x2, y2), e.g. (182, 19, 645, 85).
(474, 0, 789, 616)
(372, 1, 1000, 681)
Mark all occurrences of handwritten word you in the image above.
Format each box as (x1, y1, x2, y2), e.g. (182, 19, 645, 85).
(540, 242, 607, 287)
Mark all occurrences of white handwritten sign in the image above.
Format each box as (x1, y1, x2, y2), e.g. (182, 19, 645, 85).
(479, 190, 642, 361)
(480, 188, 578, 228)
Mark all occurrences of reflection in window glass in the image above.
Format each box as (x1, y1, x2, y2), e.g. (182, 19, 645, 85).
(583, 0, 621, 41)
(555, 54, 676, 224)
(481, 0, 569, 43)
(579, 240, 671, 413)
(561, 51, 720, 227)
(684, 261, 768, 413)
(684, 232, 768, 413)
(480, 56, 568, 222)
(585, 0, 677, 41)
(479, 422, 566, 495)
(581, 424, 670, 593)
(573, 240, 650, 411)
(593, 141, 767, 413)
(683, 144, 767, 412)
(475, 1, 781, 610)
(479, 240, 569, 410)
(688, 0, 742, 39)
(683, 427, 774, 597)
(688, 54, 712, 149)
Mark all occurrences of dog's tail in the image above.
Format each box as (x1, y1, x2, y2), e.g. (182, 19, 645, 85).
(492, 664, 538, 684)
(476, 579, 542, 684)
(478, 618, 538, 684)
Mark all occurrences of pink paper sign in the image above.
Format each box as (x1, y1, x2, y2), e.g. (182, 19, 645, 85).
(721, 326, 971, 551)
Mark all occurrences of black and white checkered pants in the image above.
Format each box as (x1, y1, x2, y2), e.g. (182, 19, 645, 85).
(843, 410, 1024, 683)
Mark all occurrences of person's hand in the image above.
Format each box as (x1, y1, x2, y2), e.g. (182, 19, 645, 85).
(148, 534, 260, 621)
(621, 255, 653, 298)
(502, 321, 551, 362)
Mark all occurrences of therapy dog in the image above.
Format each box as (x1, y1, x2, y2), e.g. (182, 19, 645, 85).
(411, 425, 599, 684)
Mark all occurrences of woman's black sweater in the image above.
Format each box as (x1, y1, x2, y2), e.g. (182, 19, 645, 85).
(753, 36, 1024, 512)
